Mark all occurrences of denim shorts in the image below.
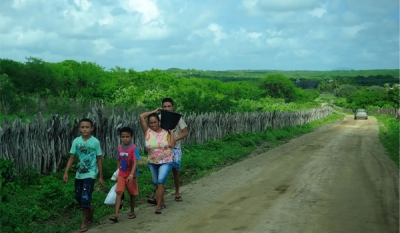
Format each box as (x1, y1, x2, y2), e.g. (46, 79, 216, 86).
(172, 146, 182, 171)
(148, 162, 172, 185)
(74, 178, 95, 209)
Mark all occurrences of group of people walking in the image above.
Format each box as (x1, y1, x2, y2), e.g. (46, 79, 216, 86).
(62, 98, 188, 233)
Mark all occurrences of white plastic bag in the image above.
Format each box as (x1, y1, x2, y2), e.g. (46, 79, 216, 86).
(104, 183, 117, 205)
(111, 169, 119, 181)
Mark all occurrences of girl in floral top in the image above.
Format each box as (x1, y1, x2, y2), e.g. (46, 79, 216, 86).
(139, 109, 176, 214)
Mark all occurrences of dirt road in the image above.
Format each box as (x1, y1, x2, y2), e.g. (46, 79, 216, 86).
(87, 115, 399, 233)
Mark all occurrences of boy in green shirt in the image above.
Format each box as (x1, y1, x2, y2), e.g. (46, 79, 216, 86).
(63, 118, 104, 233)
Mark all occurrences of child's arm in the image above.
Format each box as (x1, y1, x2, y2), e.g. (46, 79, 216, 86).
(63, 154, 75, 183)
(127, 158, 137, 183)
(96, 156, 104, 188)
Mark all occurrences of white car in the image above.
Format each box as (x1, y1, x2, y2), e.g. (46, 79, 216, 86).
(354, 109, 368, 120)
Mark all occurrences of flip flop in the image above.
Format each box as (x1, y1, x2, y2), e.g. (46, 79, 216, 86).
(109, 215, 119, 222)
(155, 209, 162, 214)
(175, 196, 183, 202)
(128, 213, 136, 219)
(147, 198, 157, 205)
(80, 227, 89, 232)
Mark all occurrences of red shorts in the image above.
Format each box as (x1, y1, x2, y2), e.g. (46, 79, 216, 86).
(115, 176, 138, 195)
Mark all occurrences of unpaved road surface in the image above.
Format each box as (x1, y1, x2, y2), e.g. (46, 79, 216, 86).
(86, 115, 399, 233)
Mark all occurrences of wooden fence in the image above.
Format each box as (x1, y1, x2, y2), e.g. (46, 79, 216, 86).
(0, 107, 333, 174)
(332, 106, 400, 118)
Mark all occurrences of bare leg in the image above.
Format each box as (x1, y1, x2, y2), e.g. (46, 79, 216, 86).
(114, 192, 123, 217)
(172, 169, 182, 201)
(129, 195, 136, 218)
(80, 208, 89, 230)
(87, 206, 94, 224)
(156, 184, 164, 213)
(109, 192, 123, 222)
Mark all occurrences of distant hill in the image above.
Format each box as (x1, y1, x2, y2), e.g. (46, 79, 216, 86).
(333, 67, 352, 70)
(161, 69, 399, 81)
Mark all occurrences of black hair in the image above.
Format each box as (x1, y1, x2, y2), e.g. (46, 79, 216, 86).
(147, 113, 160, 123)
(79, 118, 94, 127)
(120, 126, 134, 136)
(162, 98, 174, 106)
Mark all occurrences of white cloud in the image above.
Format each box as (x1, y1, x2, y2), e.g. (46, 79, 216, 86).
(11, 0, 27, 9)
(99, 13, 113, 26)
(74, 0, 92, 11)
(248, 32, 262, 39)
(294, 49, 312, 57)
(245, 0, 319, 12)
(342, 25, 365, 37)
(121, 0, 160, 24)
(309, 7, 326, 18)
(208, 23, 227, 43)
(93, 39, 113, 55)
(0, 0, 397, 70)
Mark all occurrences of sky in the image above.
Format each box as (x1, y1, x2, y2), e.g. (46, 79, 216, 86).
(0, 0, 399, 71)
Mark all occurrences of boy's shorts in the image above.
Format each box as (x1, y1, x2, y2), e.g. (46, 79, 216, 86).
(172, 146, 182, 171)
(116, 176, 138, 196)
(74, 178, 95, 209)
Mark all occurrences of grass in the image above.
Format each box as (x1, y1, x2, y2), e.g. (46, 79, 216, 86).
(315, 93, 336, 106)
(374, 114, 399, 168)
(0, 111, 344, 233)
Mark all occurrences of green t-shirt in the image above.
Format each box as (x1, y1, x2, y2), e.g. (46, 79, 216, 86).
(69, 136, 102, 179)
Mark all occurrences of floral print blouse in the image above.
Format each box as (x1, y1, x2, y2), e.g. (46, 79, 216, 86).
(145, 128, 173, 164)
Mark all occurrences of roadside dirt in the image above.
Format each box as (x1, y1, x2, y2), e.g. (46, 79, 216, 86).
(85, 115, 399, 233)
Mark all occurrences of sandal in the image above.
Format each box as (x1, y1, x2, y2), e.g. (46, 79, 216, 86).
(80, 227, 89, 232)
(175, 196, 183, 202)
(155, 208, 162, 214)
(147, 198, 157, 205)
(109, 215, 119, 222)
(128, 213, 136, 219)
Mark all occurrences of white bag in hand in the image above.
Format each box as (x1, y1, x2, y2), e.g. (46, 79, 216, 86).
(104, 183, 117, 205)
(111, 169, 119, 181)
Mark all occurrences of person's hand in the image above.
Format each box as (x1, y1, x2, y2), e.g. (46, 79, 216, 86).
(98, 177, 104, 189)
(154, 108, 162, 113)
(63, 173, 68, 183)
(169, 128, 177, 133)
(127, 175, 133, 183)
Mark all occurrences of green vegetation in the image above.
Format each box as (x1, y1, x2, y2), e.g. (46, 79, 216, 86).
(0, 112, 343, 233)
(165, 68, 399, 81)
(1, 58, 325, 116)
(1, 57, 398, 117)
(334, 85, 399, 110)
(375, 114, 399, 168)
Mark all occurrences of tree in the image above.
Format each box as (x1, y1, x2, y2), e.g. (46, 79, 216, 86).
(334, 84, 358, 98)
(0, 74, 19, 113)
(260, 74, 298, 102)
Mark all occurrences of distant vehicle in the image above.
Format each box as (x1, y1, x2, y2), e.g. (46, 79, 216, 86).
(354, 109, 368, 120)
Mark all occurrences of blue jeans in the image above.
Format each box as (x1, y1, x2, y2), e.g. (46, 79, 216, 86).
(148, 162, 172, 185)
